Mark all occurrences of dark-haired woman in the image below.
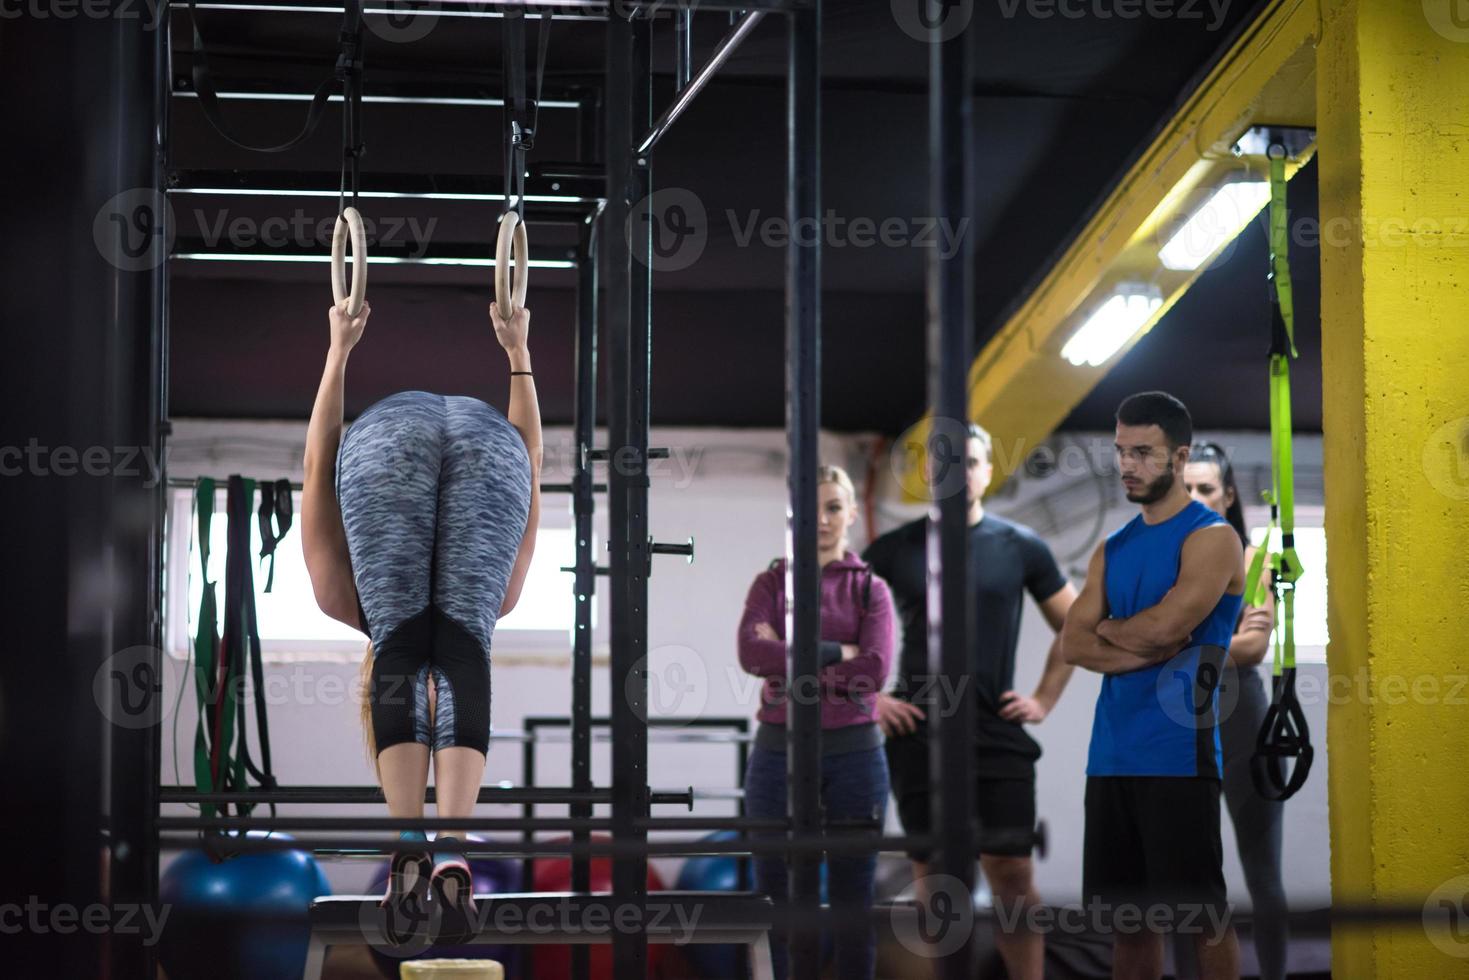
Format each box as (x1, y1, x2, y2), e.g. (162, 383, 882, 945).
(1176, 442, 1288, 980)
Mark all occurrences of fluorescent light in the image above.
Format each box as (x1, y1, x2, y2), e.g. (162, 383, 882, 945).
(173, 91, 580, 109)
(1060, 290, 1162, 367)
(183, 2, 607, 20)
(171, 253, 576, 269)
(1158, 181, 1270, 271)
(167, 188, 589, 203)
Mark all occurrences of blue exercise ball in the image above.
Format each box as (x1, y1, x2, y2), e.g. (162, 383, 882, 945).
(366, 836, 519, 978)
(158, 831, 331, 980)
(675, 831, 831, 979)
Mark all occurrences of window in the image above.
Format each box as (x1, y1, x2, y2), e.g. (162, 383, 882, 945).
(165, 487, 600, 661)
(1246, 505, 1328, 665)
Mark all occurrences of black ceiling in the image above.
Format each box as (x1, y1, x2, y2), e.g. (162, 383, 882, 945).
(168, 0, 1320, 435)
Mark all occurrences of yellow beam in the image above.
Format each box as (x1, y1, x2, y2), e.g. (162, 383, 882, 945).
(894, 0, 1323, 498)
(1317, 2, 1469, 974)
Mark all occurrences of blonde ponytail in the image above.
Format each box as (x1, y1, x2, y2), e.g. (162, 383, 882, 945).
(358, 642, 433, 776)
(358, 642, 378, 766)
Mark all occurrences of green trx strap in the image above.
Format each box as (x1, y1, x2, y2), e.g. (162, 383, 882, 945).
(1249, 149, 1314, 802)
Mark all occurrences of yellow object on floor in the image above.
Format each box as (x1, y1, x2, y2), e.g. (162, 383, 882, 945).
(399, 959, 504, 980)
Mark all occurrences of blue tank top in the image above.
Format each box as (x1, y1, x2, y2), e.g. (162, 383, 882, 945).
(1085, 500, 1244, 778)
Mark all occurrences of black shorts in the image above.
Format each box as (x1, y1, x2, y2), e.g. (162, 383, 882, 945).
(1082, 777, 1231, 934)
(884, 730, 1037, 859)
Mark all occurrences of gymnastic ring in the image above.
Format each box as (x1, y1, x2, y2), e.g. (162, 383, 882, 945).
(494, 210, 529, 322)
(331, 206, 368, 317)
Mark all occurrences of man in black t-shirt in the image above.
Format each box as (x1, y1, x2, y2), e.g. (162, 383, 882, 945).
(863, 423, 1076, 980)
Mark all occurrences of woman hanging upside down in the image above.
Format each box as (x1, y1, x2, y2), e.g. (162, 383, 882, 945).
(301, 298, 543, 944)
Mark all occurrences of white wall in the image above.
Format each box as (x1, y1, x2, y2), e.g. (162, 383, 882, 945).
(160, 420, 1332, 910)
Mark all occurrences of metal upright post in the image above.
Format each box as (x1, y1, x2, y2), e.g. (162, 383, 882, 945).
(929, 14, 978, 980)
(606, 8, 653, 979)
(785, 2, 823, 976)
(520, 723, 538, 897)
(110, 10, 170, 979)
(0, 9, 163, 977)
(676, 9, 693, 92)
(568, 212, 600, 980)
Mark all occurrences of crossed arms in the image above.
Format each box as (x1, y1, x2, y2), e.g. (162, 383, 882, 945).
(1060, 525, 1243, 675)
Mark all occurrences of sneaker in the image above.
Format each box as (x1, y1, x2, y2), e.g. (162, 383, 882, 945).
(430, 835, 478, 945)
(380, 828, 432, 946)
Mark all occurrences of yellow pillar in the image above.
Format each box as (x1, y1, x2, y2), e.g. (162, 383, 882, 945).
(1318, 1, 1469, 975)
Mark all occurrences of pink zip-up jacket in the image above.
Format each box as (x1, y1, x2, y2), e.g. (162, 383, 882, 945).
(736, 551, 896, 728)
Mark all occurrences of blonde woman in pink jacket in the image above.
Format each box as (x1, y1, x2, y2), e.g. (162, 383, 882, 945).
(736, 464, 895, 980)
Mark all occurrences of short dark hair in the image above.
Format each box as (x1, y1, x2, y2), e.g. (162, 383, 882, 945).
(1116, 391, 1192, 449)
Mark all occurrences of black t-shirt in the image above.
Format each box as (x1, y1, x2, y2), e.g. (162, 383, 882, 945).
(862, 514, 1068, 774)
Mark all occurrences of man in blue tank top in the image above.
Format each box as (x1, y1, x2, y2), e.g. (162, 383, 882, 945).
(1061, 391, 1246, 980)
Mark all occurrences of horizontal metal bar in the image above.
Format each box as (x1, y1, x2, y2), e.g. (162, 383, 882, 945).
(524, 714, 748, 730)
(650, 538, 694, 558)
(166, 478, 587, 496)
(157, 816, 616, 832)
(635, 816, 881, 832)
(173, 0, 608, 19)
(171, 238, 578, 268)
(542, 482, 607, 493)
(621, 0, 809, 10)
(172, 88, 582, 110)
(157, 832, 933, 857)
(586, 446, 669, 461)
(160, 786, 610, 805)
(637, 10, 766, 156)
(170, 0, 809, 16)
(167, 168, 604, 207)
(160, 785, 700, 807)
(524, 728, 753, 744)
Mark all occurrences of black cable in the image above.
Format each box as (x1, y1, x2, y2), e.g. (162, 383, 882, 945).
(186, 0, 357, 156)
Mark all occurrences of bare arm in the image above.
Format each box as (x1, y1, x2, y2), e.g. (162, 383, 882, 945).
(301, 302, 369, 633)
(1096, 525, 1244, 655)
(1032, 584, 1079, 710)
(1059, 543, 1158, 675)
(998, 583, 1077, 723)
(1228, 545, 1274, 667)
(494, 304, 542, 617)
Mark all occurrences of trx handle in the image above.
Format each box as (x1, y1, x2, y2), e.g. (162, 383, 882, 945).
(1251, 667, 1314, 800)
(256, 479, 294, 593)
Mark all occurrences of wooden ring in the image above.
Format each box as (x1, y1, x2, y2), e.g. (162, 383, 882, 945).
(494, 210, 529, 321)
(331, 206, 367, 317)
